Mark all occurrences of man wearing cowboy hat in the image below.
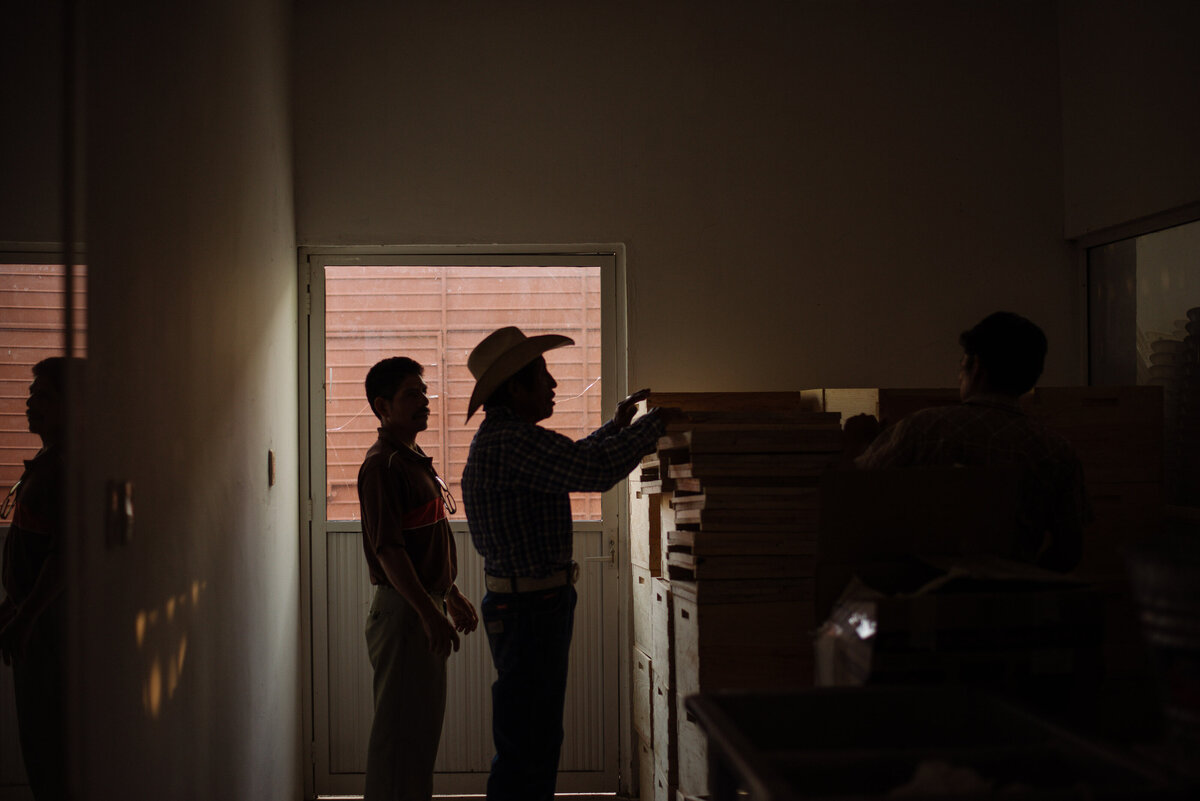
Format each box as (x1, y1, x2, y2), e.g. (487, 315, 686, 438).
(461, 326, 667, 801)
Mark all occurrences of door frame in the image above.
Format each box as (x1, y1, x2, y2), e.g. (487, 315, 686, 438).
(297, 244, 636, 799)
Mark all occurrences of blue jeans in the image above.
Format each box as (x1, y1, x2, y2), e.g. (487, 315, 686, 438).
(482, 584, 577, 801)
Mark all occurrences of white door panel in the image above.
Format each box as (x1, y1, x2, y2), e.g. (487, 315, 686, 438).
(315, 529, 617, 794)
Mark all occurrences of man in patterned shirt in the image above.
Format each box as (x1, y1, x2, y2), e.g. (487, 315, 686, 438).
(847, 312, 1089, 572)
(461, 326, 667, 801)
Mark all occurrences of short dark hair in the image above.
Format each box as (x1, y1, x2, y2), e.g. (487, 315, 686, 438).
(365, 357, 424, 420)
(482, 357, 543, 410)
(959, 311, 1047, 395)
(32, 356, 84, 395)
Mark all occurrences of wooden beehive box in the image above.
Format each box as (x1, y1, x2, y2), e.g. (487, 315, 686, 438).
(633, 646, 653, 743)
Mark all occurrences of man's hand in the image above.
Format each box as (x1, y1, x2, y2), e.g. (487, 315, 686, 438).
(418, 603, 460, 659)
(446, 586, 478, 635)
(614, 388, 652, 429)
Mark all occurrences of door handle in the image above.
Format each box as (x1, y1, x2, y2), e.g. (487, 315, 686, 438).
(583, 538, 616, 566)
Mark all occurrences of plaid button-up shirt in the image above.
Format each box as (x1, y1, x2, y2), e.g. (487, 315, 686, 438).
(855, 396, 1090, 570)
(462, 405, 665, 578)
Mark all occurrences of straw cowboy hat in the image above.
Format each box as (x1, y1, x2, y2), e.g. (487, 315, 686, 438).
(466, 326, 574, 420)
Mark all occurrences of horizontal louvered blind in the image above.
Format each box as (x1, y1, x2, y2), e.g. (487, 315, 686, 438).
(323, 264, 603, 522)
(0, 264, 87, 491)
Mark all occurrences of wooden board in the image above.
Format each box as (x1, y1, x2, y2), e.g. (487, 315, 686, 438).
(657, 424, 842, 454)
(800, 387, 960, 424)
(637, 735, 654, 801)
(675, 697, 708, 799)
(666, 552, 816, 581)
(652, 677, 677, 792)
(653, 766, 676, 801)
(632, 564, 655, 651)
(631, 489, 662, 574)
(673, 595, 816, 697)
(669, 485, 821, 511)
(669, 452, 837, 479)
(633, 647, 653, 742)
(651, 578, 674, 685)
(670, 577, 814, 605)
(646, 391, 808, 412)
(667, 528, 818, 556)
(672, 507, 821, 531)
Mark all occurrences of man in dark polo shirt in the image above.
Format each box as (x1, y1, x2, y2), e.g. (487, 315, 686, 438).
(358, 356, 477, 801)
(1, 356, 81, 801)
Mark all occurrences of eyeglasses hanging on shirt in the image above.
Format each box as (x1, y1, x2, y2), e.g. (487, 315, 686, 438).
(432, 471, 457, 516)
(0, 476, 23, 520)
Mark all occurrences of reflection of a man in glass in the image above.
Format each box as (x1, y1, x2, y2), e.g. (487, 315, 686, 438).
(1, 357, 78, 801)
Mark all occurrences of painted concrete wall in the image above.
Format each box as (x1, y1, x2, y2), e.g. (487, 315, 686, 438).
(293, 0, 1080, 391)
(78, 1, 300, 798)
(1059, 0, 1200, 238)
(0, 1, 63, 245)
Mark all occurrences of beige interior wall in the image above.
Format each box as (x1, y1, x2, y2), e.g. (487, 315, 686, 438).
(294, 0, 1081, 391)
(0, 1, 63, 244)
(1059, 0, 1200, 238)
(78, 1, 300, 798)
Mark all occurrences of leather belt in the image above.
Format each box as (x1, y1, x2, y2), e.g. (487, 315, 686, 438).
(485, 562, 580, 593)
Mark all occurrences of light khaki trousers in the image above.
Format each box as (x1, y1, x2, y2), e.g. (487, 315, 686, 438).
(364, 585, 448, 801)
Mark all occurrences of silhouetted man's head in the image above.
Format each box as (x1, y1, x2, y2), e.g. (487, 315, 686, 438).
(364, 357, 424, 421)
(958, 312, 1047, 398)
(27, 357, 82, 444)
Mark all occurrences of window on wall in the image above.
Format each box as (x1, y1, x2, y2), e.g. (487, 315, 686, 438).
(1088, 218, 1200, 507)
(318, 260, 605, 522)
(0, 258, 87, 498)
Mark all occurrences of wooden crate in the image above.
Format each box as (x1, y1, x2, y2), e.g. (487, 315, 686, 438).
(666, 528, 818, 557)
(657, 419, 842, 454)
(671, 485, 821, 511)
(631, 487, 662, 574)
(647, 391, 808, 413)
(633, 646, 653, 742)
(669, 452, 837, 482)
(676, 694, 708, 798)
(652, 677, 677, 797)
(633, 564, 654, 653)
(637, 734, 654, 801)
(800, 387, 960, 424)
(666, 552, 816, 582)
(681, 690, 705, 796)
(651, 578, 674, 686)
(658, 494, 676, 579)
(672, 583, 816, 701)
(654, 766, 676, 801)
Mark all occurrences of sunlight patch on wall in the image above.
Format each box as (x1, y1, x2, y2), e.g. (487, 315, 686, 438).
(136, 579, 207, 719)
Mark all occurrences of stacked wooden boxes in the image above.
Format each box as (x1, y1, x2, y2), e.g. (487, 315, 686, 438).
(629, 484, 660, 801)
(640, 392, 844, 799)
